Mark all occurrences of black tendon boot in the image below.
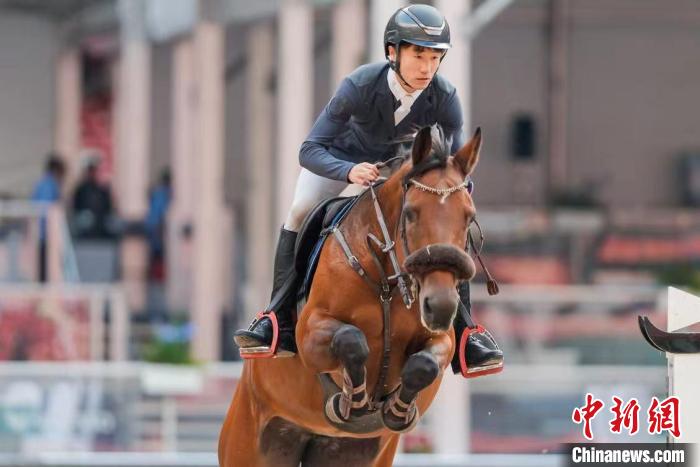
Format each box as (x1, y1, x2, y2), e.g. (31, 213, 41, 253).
(450, 281, 504, 378)
(233, 228, 298, 358)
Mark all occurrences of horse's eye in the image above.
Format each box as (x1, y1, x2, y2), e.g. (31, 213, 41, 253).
(404, 207, 417, 223)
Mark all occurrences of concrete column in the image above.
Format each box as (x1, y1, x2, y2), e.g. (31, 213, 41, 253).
(331, 0, 367, 91)
(243, 21, 275, 323)
(115, 0, 151, 311)
(548, 0, 570, 197)
(277, 0, 313, 225)
(46, 206, 64, 283)
(191, 14, 230, 361)
(436, 0, 471, 131)
(431, 1, 472, 454)
(167, 37, 196, 312)
(369, 0, 405, 63)
(54, 47, 82, 192)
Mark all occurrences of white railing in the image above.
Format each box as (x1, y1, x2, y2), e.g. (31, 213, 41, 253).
(0, 361, 665, 460)
(0, 284, 129, 361)
(0, 284, 671, 463)
(0, 452, 563, 467)
(0, 201, 80, 283)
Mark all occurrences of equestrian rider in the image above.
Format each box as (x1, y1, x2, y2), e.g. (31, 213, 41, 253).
(234, 4, 503, 377)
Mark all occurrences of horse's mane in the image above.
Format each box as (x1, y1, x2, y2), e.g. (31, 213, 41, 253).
(390, 125, 452, 185)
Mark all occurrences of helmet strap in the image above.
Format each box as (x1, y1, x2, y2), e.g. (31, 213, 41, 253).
(396, 68, 419, 93)
(389, 44, 418, 93)
(387, 43, 448, 93)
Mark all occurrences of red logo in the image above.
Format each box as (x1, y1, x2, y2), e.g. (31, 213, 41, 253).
(572, 393, 605, 440)
(648, 396, 680, 438)
(609, 396, 640, 435)
(572, 394, 682, 440)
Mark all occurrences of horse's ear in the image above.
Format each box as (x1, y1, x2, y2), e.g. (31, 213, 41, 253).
(454, 127, 482, 177)
(411, 126, 433, 166)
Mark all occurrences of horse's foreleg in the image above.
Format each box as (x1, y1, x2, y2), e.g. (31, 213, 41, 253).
(382, 334, 452, 432)
(298, 314, 371, 422)
(327, 324, 371, 421)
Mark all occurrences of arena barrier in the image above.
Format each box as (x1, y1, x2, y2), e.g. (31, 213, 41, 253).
(667, 287, 700, 446)
(0, 452, 562, 467)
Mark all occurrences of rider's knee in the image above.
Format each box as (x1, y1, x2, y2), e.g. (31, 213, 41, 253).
(285, 200, 315, 232)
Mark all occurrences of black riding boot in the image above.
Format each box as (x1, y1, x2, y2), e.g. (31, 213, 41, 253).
(450, 281, 504, 377)
(233, 227, 298, 357)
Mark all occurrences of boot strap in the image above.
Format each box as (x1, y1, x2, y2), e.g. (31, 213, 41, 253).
(339, 368, 369, 419)
(383, 388, 416, 423)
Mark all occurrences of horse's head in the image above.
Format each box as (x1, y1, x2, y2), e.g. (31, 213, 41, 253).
(399, 125, 481, 332)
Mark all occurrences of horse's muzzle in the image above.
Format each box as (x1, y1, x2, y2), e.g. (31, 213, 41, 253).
(403, 243, 476, 280)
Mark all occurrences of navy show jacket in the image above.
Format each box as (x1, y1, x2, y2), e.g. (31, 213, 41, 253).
(299, 62, 466, 182)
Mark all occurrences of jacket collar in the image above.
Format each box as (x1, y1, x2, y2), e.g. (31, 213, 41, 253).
(375, 64, 436, 130)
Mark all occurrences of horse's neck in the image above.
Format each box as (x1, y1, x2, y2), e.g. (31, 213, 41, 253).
(345, 174, 404, 251)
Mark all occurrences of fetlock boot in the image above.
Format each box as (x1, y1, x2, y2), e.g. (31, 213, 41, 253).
(451, 281, 504, 378)
(234, 227, 298, 357)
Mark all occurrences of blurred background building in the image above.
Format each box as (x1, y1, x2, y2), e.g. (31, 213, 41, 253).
(0, 0, 698, 465)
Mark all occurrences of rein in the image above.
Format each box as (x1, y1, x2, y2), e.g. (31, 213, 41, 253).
(328, 161, 498, 409)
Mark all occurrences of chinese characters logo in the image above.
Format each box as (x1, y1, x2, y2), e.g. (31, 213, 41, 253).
(572, 393, 680, 440)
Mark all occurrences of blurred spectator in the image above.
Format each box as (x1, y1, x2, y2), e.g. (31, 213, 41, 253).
(145, 168, 171, 281)
(31, 154, 66, 281)
(72, 156, 114, 239)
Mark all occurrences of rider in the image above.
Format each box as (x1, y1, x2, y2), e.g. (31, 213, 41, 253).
(234, 4, 503, 377)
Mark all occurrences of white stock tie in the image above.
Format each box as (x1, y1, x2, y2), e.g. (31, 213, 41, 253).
(394, 93, 415, 126)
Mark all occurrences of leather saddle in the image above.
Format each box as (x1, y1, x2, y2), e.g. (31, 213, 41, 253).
(267, 195, 360, 315)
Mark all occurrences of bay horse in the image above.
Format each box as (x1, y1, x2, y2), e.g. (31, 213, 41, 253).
(219, 125, 482, 466)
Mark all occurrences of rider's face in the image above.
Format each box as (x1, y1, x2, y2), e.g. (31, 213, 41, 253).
(389, 44, 444, 91)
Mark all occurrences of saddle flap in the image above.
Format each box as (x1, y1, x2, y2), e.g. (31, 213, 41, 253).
(295, 197, 346, 273)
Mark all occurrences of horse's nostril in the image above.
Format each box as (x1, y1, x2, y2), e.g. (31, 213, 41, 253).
(422, 297, 434, 318)
(421, 293, 458, 331)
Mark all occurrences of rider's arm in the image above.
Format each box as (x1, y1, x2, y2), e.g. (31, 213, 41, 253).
(299, 78, 360, 182)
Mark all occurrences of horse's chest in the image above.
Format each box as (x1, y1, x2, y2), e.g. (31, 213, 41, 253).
(351, 306, 422, 350)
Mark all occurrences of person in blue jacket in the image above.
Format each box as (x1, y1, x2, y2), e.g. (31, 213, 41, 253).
(31, 154, 66, 282)
(235, 4, 503, 377)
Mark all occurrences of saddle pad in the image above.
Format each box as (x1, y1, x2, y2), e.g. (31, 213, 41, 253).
(299, 195, 362, 300)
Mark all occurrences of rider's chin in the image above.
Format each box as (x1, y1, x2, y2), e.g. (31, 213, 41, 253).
(413, 79, 430, 89)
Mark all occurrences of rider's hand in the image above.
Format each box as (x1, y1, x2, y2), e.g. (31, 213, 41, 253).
(348, 162, 380, 186)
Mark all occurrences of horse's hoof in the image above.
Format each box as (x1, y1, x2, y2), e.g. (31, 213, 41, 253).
(382, 406, 420, 433)
(324, 392, 348, 424)
(324, 392, 369, 425)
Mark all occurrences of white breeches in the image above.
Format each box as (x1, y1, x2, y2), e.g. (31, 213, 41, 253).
(284, 168, 366, 232)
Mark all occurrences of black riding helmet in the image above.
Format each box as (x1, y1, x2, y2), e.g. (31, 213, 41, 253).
(384, 4, 451, 87)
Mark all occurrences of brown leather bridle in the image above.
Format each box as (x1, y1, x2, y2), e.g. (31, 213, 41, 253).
(328, 158, 498, 409)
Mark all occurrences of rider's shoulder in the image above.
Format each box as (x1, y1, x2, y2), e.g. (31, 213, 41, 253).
(346, 62, 390, 88)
